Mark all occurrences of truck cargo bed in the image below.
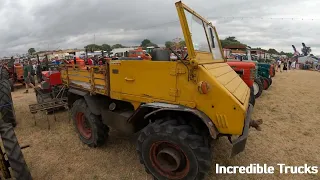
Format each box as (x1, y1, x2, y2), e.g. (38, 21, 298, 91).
(60, 65, 109, 95)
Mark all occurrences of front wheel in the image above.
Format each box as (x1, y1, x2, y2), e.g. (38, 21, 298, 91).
(0, 80, 17, 127)
(137, 118, 211, 180)
(268, 78, 273, 86)
(71, 99, 109, 147)
(261, 77, 270, 90)
(249, 86, 255, 106)
(0, 122, 32, 179)
(253, 78, 263, 98)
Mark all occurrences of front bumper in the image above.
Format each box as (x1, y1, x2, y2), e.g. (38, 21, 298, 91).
(231, 103, 253, 157)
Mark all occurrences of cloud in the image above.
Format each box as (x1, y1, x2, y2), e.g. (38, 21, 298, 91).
(0, 0, 320, 56)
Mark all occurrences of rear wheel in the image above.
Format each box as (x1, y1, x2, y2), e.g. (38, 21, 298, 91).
(9, 78, 14, 92)
(0, 80, 17, 127)
(268, 78, 273, 86)
(249, 86, 255, 106)
(0, 122, 32, 179)
(261, 77, 270, 90)
(71, 99, 109, 147)
(253, 78, 263, 98)
(0, 67, 10, 80)
(137, 118, 211, 180)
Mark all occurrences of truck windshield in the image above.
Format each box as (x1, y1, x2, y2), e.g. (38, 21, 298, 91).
(184, 10, 210, 53)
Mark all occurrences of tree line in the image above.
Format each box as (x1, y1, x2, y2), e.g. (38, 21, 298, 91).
(27, 36, 300, 57)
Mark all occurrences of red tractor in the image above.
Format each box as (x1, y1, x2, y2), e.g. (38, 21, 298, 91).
(0, 58, 35, 92)
(35, 70, 67, 112)
(227, 61, 258, 106)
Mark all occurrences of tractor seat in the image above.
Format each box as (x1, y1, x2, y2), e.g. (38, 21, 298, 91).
(151, 49, 170, 61)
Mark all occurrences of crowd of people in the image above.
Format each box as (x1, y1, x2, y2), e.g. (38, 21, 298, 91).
(275, 58, 296, 72)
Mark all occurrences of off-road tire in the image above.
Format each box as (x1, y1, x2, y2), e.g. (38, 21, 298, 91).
(261, 77, 270, 90)
(137, 118, 211, 180)
(0, 80, 17, 127)
(253, 78, 263, 98)
(249, 86, 256, 106)
(268, 77, 273, 86)
(0, 67, 10, 80)
(71, 99, 109, 147)
(0, 122, 32, 180)
(9, 78, 14, 92)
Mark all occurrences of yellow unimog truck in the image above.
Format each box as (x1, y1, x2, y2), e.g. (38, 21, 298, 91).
(60, 1, 262, 179)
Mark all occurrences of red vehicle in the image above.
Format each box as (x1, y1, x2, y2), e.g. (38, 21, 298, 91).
(35, 70, 66, 105)
(227, 61, 257, 105)
(270, 64, 275, 77)
(128, 47, 152, 60)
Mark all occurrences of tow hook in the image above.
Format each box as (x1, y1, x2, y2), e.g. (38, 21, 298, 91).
(249, 119, 263, 131)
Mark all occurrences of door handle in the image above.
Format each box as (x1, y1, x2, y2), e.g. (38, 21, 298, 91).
(125, 77, 135, 81)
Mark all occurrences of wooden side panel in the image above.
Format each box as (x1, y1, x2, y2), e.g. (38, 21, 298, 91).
(60, 66, 109, 95)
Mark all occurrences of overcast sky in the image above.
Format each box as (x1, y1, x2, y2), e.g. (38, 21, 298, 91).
(1, 0, 320, 56)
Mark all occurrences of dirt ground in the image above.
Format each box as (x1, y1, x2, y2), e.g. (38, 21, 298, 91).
(11, 69, 320, 180)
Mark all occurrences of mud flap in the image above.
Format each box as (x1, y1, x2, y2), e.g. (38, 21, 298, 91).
(231, 103, 253, 157)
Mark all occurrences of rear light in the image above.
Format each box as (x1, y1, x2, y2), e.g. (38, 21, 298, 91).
(198, 81, 211, 94)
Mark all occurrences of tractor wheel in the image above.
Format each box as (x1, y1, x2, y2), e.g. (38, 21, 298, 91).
(261, 77, 270, 90)
(0, 122, 32, 179)
(9, 78, 14, 92)
(268, 78, 273, 86)
(137, 118, 211, 180)
(0, 80, 17, 127)
(71, 99, 109, 147)
(253, 78, 263, 98)
(249, 86, 255, 106)
(0, 67, 10, 80)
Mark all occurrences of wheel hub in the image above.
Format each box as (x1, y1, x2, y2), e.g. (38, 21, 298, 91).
(157, 148, 182, 172)
(76, 112, 92, 139)
(150, 141, 190, 179)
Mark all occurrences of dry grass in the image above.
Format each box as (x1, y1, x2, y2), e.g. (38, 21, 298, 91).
(11, 70, 320, 180)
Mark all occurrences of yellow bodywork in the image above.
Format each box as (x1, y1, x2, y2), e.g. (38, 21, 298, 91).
(60, 1, 250, 136)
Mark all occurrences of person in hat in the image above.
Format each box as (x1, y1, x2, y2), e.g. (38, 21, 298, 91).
(23, 60, 35, 93)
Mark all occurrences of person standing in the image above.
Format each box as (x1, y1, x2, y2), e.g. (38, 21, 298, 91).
(288, 59, 292, 70)
(23, 60, 35, 93)
(283, 60, 288, 72)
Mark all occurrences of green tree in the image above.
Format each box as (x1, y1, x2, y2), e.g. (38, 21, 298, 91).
(141, 39, 158, 48)
(165, 39, 185, 49)
(84, 44, 101, 52)
(28, 48, 36, 55)
(165, 41, 173, 48)
(101, 44, 112, 53)
(285, 52, 294, 58)
(141, 39, 151, 47)
(266, 48, 279, 54)
(111, 44, 125, 49)
(220, 36, 246, 48)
